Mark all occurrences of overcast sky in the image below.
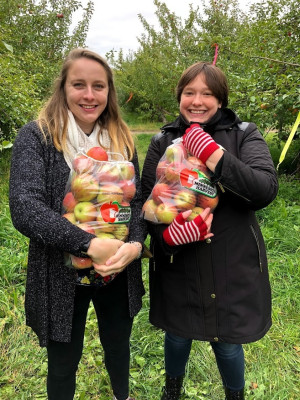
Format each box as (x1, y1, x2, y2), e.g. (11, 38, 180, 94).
(79, 0, 256, 57)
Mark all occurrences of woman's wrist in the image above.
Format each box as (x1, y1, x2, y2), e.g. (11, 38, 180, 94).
(128, 241, 143, 259)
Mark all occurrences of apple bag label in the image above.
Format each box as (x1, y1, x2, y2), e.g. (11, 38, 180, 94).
(179, 169, 218, 198)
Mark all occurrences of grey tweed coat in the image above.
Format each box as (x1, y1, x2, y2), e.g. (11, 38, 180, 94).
(9, 121, 145, 347)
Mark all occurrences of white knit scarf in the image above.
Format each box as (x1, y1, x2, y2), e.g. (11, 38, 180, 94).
(63, 110, 111, 169)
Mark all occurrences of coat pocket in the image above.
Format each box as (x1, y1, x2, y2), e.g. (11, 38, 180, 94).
(250, 224, 263, 272)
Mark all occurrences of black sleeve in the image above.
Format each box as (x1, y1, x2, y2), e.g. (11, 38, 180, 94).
(216, 124, 278, 210)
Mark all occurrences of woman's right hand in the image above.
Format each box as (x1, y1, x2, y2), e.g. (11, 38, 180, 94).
(87, 237, 124, 266)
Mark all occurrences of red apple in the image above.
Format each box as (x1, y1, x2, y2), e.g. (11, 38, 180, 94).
(142, 199, 158, 221)
(174, 189, 196, 210)
(118, 162, 135, 180)
(165, 144, 187, 163)
(156, 160, 168, 179)
(62, 191, 78, 212)
(56, 13, 64, 18)
(119, 180, 136, 202)
(74, 201, 97, 222)
(197, 194, 219, 210)
(187, 206, 204, 222)
(72, 155, 94, 174)
(165, 162, 185, 183)
(86, 146, 108, 161)
(95, 163, 120, 182)
(155, 202, 178, 224)
(152, 182, 173, 204)
(70, 255, 93, 269)
(71, 174, 99, 202)
(97, 184, 123, 204)
(186, 156, 209, 174)
(63, 212, 77, 224)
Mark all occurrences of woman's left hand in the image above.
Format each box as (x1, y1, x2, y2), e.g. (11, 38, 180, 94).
(93, 242, 141, 277)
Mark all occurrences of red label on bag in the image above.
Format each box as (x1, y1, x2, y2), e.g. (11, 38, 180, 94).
(180, 169, 217, 198)
(100, 202, 131, 224)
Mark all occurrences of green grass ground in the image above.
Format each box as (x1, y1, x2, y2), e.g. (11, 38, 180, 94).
(0, 136, 299, 399)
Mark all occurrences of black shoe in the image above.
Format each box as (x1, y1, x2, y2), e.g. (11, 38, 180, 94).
(161, 374, 184, 400)
(224, 387, 245, 400)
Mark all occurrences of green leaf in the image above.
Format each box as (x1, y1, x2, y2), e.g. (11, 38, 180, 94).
(2, 41, 13, 53)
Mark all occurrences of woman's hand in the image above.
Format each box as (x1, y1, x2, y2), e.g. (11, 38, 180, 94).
(163, 207, 214, 246)
(93, 242, 142, 277)
(87, 237, 124, 266)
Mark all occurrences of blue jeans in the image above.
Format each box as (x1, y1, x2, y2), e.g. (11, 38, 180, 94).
(164, 332, 245, 391)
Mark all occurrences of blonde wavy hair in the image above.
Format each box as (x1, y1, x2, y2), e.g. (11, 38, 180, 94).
(37, 48, 135, 160)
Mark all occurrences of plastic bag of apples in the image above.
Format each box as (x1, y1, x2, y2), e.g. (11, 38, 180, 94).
(62, 146, 136, 270)
(142, 140, 219, 224)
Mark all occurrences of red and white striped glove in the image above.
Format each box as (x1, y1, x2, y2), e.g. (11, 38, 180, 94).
(163, 210, 209, 246)
(182, 123, 220, 163)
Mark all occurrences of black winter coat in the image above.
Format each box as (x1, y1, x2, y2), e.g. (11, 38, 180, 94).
(9, 121, 145, 347)
(141, 109, 278, 344)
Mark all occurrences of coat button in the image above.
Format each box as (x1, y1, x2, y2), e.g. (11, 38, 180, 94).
(211, 293, 216, 299)
(206, 238, 211, 244)
(214, 337, 219, 342)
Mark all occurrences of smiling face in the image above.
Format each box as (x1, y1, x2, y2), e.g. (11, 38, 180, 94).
(179, 73, 221, 124)
(65, 57, 109, 133)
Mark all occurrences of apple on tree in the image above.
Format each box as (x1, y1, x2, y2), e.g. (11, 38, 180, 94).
(71, 174, 99, 202)
(74, 201, 97, 223)
(155, 202, 178, 224)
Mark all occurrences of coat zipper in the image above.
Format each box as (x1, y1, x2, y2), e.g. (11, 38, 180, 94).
(217, 182, 251, 203)
(250, 225, 263, 272)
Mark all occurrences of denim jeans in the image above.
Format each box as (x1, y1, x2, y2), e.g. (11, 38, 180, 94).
(164, 332, 245, 391)
(47, 272, 133, 400)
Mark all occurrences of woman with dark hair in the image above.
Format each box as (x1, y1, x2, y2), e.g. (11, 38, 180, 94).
(141, 62, 278, 399)
(9, 48, 145, 400)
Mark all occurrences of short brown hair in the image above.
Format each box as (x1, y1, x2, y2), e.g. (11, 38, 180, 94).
(176, 62, 229, 108)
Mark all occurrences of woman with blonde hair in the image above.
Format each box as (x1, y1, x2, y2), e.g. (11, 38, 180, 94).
(9, 48, 145, 400)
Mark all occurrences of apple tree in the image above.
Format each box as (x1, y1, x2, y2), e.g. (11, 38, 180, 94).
(109, 0, 299, 144)
(0, 0, 94, 143)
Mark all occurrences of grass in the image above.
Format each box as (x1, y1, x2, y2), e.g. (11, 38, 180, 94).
(0, 137, 299, 399)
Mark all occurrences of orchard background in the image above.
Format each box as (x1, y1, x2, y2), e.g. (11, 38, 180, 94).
(0, 0, 299, 399)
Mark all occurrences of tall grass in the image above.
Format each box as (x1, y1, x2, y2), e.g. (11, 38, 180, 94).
(0, 139, 299, 399)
